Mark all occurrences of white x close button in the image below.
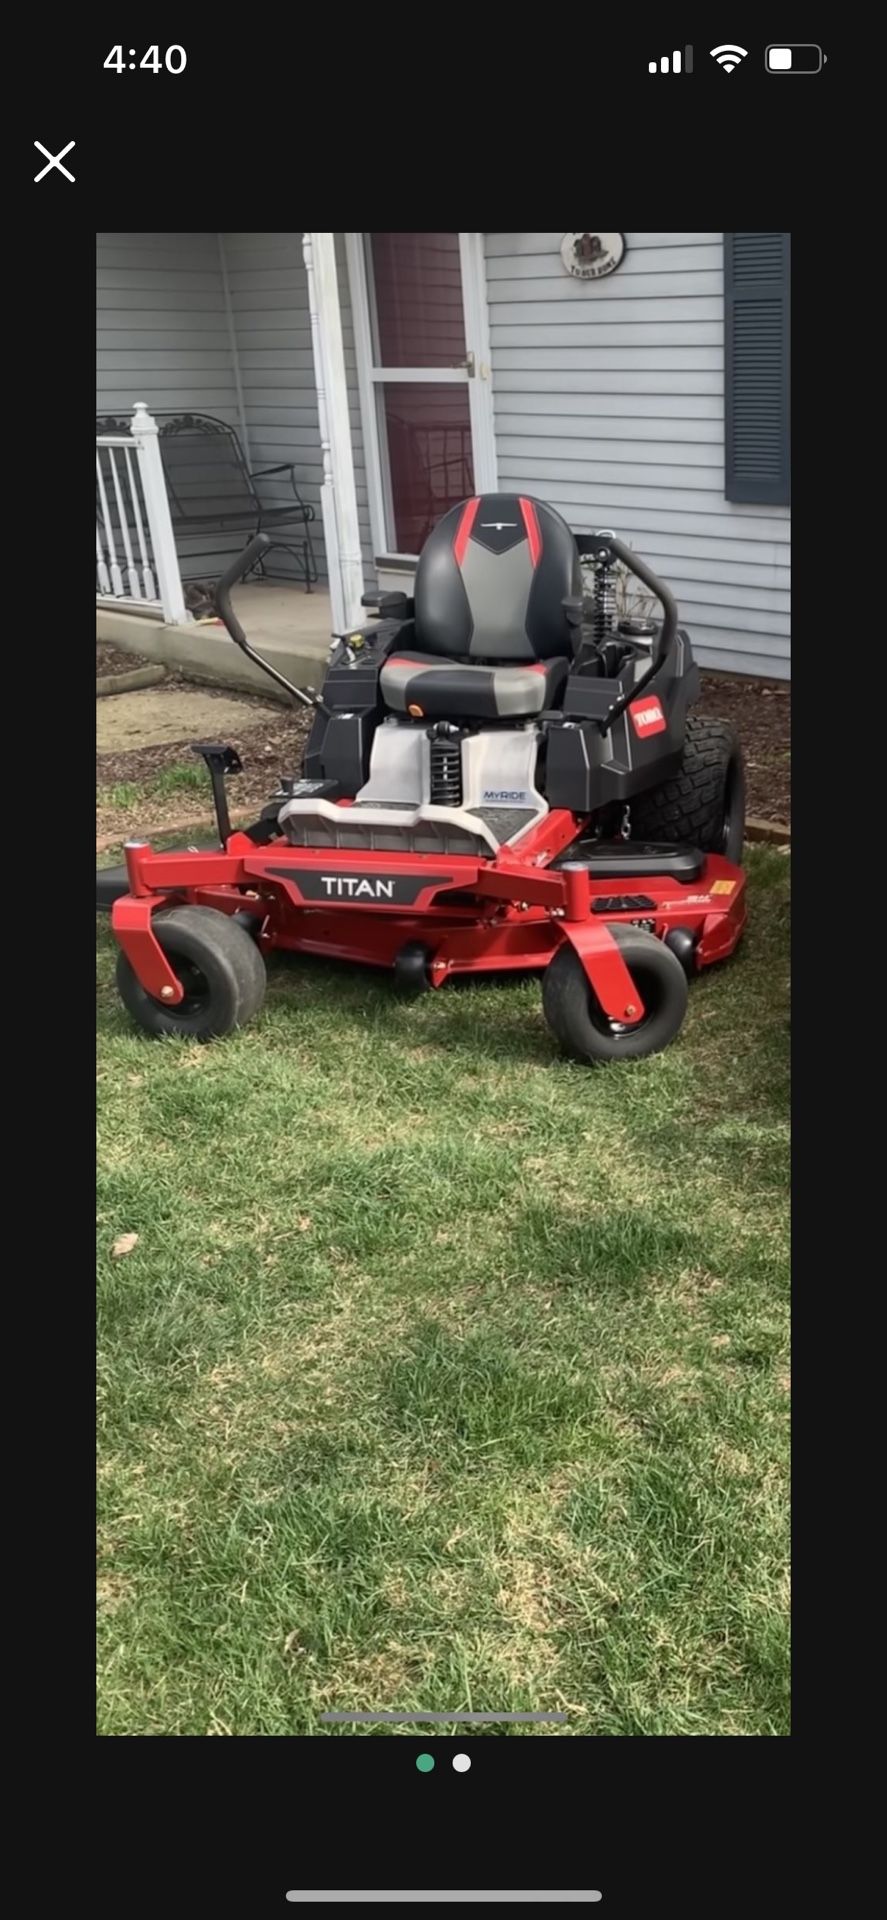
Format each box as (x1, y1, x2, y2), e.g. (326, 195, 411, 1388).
(34, 140, 75, 183)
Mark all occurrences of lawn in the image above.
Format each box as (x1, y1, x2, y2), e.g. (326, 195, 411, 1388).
(96, 846, 790, 1737)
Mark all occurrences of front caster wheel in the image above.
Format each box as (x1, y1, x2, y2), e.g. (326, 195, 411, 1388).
(116, 905, 266, 1040)
(393, 941, 433, 994)
(542, 925, 689, 1064)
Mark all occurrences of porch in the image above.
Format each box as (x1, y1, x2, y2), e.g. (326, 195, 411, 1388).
(97, 573, 335, 700)
(96, 232, 498, 690)
(96, 232, 368, 684)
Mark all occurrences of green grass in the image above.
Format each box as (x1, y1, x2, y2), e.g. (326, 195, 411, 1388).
(103, 762, 209, 810)
(96, 847, 790, 1736)
(103, 780, 142, 811)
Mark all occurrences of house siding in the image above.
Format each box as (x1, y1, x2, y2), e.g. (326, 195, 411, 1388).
(484, 232, 790, 679)
(97, 232, 241, 417)
(220, 232, 374, 585)
(96, 232, 249, 579)
(97, 231, 375, 590)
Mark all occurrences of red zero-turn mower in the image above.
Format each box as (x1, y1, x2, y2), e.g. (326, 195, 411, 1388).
(97, 499, 747, 1063)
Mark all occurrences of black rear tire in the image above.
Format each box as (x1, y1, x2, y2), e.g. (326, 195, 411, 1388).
(542, 925, 689, 1064)
(116, 905, 266, 1040)
(630, 716, 746, 863)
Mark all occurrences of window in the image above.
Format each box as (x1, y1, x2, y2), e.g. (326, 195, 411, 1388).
(369, 231, 467, 368)
(724, 233, 790, 505)
(356, 233, 478, 558)
(375, 382, 474, 556)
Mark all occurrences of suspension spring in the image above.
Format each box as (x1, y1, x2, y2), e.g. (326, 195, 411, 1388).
(428, 725, 464, 807)
(592, 560, 617, 645)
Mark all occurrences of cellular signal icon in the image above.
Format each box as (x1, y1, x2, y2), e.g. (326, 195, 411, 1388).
(648, 47, 693, 72)
(710, 44, 748, 71)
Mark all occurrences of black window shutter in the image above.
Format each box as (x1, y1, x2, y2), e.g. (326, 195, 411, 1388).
(724, 233, 790, 504)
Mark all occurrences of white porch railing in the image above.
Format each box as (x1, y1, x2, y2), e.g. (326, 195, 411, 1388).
(96, 402, 188, 624)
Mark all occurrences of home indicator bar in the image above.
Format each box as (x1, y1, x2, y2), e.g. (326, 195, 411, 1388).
(284, 1896, 604, 1905)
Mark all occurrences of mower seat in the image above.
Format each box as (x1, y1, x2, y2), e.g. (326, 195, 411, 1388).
(379, 651, 569, 722)
(379, 492, 581, 724)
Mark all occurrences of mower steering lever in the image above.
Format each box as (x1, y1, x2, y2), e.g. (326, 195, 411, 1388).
(212, 533, 330, 717)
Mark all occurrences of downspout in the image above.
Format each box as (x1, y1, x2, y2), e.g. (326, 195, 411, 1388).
(303, 232, 364, 630)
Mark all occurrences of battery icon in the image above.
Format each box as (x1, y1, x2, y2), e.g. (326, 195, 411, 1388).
(765, 44, 824, 72)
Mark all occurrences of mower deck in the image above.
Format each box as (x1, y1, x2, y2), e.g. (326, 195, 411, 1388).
(110, 815, 746, 1027)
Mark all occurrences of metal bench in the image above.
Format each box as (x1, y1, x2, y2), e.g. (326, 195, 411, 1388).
(95, 410, 318, 592)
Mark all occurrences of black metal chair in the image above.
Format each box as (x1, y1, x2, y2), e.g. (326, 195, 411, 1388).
(95, 411, 318, 592)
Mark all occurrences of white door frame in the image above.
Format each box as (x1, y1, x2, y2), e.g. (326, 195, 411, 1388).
(345, 231, 497, 565)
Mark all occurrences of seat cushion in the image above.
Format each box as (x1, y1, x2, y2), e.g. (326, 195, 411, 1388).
(380, 652, 569, 722)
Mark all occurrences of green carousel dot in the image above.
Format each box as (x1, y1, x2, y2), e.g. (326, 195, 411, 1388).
(415, 1753, 435, 1772)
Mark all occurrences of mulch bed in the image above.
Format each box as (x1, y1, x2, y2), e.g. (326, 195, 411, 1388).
(97, 683, 308, 792)
(696, 673, 790, 825)
(96, 641, 160, 679)
(96, 664, 790, 845)
(96, 680, 311, 842)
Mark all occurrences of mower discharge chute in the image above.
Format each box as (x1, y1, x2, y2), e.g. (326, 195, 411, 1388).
(99, 498, 747, 1063)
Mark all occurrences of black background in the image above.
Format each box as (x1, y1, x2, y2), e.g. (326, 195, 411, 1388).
(32, 23, 835, 200)
(11, 16, 838, 1908)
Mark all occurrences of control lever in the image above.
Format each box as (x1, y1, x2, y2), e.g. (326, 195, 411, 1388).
(213, 534, 331, 716)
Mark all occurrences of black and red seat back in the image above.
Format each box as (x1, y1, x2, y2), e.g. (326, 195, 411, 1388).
(413, 493, 582, 663)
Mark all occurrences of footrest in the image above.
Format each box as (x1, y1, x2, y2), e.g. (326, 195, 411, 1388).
(468, 806, 538, 844)
(554, 841, 704, 880)
(277, 796, 501, 857)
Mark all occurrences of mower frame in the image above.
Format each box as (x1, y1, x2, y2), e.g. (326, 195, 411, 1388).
(112, 814, 746, 1032)
(106, 517, 747, 1051)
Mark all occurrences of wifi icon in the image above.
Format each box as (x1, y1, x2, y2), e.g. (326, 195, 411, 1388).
(710, 43, 748, 71)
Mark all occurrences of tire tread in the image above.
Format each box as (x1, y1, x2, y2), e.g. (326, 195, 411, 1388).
(630, 716, 745, 857)
(542, 926, 688, 1064)
(116, 905, 266, 1039)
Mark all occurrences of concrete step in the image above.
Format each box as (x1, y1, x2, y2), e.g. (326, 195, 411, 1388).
(97, 663, 167, 696)
(97, 587, 333, 704)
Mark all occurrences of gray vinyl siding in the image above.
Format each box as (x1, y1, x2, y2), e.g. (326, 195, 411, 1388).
(97, 232, 240, 416)
(220, 232, 374, 586)
(485, 232, 790, 678)
(97, 233, 248, 579)
(97, 231, 375, 590)
(220, 231, 325, 580)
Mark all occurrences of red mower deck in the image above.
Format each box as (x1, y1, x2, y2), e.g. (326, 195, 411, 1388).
(113, 821, 745, 1029)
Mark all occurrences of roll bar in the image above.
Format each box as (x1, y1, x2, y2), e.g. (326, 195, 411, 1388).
(575, 532, 679, 732)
